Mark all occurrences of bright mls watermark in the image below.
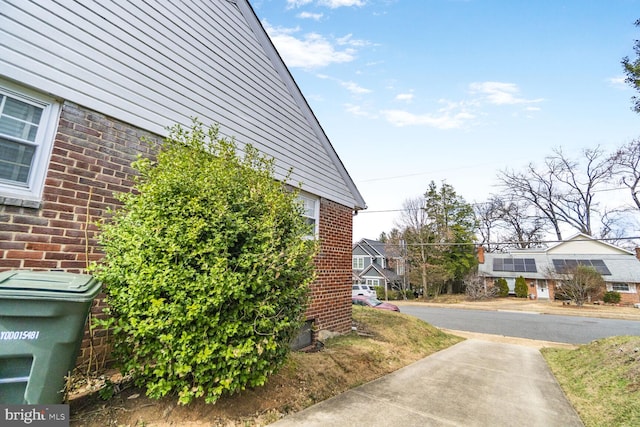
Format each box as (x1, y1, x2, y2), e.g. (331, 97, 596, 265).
(1, 405, 68, 426)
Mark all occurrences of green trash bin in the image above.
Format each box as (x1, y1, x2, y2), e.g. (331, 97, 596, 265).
(0, 270, 102, 404)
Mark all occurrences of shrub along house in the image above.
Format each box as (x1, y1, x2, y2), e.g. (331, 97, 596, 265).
(477, 233, 640, 305)
(0, 0, 366, 364)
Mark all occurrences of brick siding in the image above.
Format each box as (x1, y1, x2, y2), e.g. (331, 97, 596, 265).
(306, 198, 353, 336)
(0, 101, 354, 369)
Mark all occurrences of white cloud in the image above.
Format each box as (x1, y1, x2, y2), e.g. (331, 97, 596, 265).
(287, 0, 365, 8)
(298, 11, 324, 20)
(318, 0, 366, 8)
(286, 0, 313, 8)
(469, 82, 543, 105)
(608, 76, 628, 89)
(380, 108, 475, 129)
(395, 93, 414, 102)
(262, 21, 356, 69)
(345, 103, 374, 117)
(340, 81, 372, 94)
(336, 34, 372, 48)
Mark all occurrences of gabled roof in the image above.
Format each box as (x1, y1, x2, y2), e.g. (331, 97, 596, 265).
(358, 263, 401, 283)
(478, 234, 640, 283)
(0, 0, 366, 211)
(353, 238, 386, 258)
(546, 233, 634, 256)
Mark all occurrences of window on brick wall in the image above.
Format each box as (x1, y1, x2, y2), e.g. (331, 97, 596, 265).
(297, 192, 319, 239)
(611, 283, 631, 292)
(0, 80, 60, 204)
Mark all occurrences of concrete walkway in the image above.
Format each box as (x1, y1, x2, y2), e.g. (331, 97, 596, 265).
(271, 339, 583, 427)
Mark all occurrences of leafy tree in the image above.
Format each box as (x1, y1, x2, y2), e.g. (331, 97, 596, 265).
(423, 181, 478, 295)
(515, 276, 529, 298)
(394, 182, 477, 298)
(91, 121, 317, 404)
(554, 265, 605, 306)
(622, 19, 640, 113)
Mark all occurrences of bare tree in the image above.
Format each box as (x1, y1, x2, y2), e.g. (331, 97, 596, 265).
(495, 197, 548, 249)
(609, 138, 640, 211)
(498, 147, 612, 239)
(395, 197, 433, 298)
(552, 265, 605, 306)
(474, 197, 503, 252)
(474, 196, 547, 251)
(464, 271, 498, 300)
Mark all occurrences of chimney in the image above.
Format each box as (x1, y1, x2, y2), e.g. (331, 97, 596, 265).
(477, 246, 485, 264)
(636, 247, 640, 261)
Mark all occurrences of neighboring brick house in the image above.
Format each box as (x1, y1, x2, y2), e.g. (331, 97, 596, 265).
(0, 1, 366, 365)
(352, 238, 405, 295)
(477, 234, 640, 305)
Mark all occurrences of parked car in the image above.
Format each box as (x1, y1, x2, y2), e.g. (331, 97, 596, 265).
(352, 295, 400, 312)
(352, 284, 376, 298)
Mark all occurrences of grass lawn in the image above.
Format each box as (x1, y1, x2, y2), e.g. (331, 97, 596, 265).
(542, 336, 640, 427)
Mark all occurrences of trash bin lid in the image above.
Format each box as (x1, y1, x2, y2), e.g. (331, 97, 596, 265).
(0, 270, 102, 300)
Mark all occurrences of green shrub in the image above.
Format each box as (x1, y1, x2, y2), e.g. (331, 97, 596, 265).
(515, 276, 528, 298)
(91, 121, 317, 404)
(374, 285, 384, 299)
(495, 278, 509, 297)
(603, 290, 621, 304)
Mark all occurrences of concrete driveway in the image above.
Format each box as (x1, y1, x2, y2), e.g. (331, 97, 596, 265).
(271, 339, 583, 427)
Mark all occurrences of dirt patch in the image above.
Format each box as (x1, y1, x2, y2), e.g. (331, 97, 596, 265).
(69, 308, 462, 426)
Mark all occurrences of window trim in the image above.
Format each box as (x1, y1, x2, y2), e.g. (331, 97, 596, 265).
(352, 256, 365, 270)
(0, 80, 60, 204)
(610, 283, 632, 293)
(297, 192, 319, 239)
(366, 278, 380, 287)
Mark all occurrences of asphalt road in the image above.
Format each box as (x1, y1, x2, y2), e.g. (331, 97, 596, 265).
(400, 305, 640, 344)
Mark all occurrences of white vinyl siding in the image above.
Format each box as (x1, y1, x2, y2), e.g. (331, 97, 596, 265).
(0, 80, 60, 203)
(0, 0, 364, 210)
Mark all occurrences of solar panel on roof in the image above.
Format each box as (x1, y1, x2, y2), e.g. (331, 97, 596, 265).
(552, 259, 611, 275)
(493, 258, 537, 273)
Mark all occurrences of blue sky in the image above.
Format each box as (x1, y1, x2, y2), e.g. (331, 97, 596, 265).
(251, 0, 640, 242)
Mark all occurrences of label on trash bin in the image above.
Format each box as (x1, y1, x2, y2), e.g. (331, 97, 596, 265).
(0, 331, 40, 341)
(0, 405, 68, 426)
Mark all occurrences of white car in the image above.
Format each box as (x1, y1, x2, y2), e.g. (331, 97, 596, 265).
(352, 284, 377, 298)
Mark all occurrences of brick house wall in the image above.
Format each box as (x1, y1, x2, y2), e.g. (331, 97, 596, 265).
(0, 101, 354, 368)
(307, 198, 353, 336)
(1, 101, 161, 368)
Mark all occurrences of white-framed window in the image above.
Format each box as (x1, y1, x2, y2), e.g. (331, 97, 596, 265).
(352, 256, 365, 270)
(396, 258, 405, 276)
(297, 192, 319, 238)
(0, 80, 60, 204)
(366, 278, 380, 287)
(611, 283, 631, 292)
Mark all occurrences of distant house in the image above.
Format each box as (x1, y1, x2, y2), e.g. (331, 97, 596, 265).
(352, 239, 405, 294)
(477, 234, 640, 305)
(0, 0, 366, 363)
